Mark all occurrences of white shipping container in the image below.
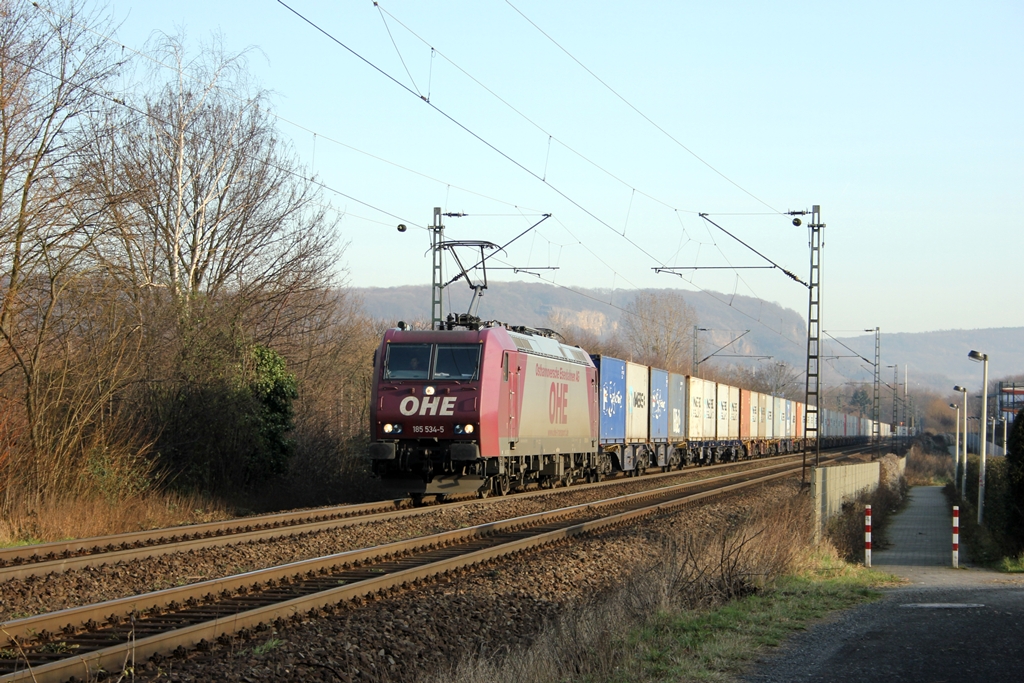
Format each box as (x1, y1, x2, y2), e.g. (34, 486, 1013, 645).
(686, 376, 705, 440)
(806, 406, 817, 433)
(773, 396, 783, 440)
(756, 393, 766, 439)
(716, 384, 729, 441)
(703, 379, 717, 440)
(749, 392, 759, 438)
(728, 385, 740, 440)
(625, 361, 649, 442)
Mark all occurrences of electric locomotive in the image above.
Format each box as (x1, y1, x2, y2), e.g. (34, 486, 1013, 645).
(368, 316, 604, 497)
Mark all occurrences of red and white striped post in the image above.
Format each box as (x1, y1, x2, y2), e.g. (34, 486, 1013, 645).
(953, 506, 960, 568)
(865, 504, 872, 568)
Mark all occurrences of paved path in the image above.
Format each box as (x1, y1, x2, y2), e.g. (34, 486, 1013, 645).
(873, 485, 955, 575)
(742, 485, 1024, 682)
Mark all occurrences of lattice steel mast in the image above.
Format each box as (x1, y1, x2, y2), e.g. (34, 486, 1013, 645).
(796, 205, 824, 482)
(430, 207, 445, 329)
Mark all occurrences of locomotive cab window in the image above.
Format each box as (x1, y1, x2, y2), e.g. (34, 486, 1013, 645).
(433, 345, 481, 380)
(383, 344, 431, 380)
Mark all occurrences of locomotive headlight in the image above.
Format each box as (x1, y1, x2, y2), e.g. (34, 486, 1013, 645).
(424, 386, 436, 396)
(464, 424, 474, 434)
(383, 423, 403, 434)
(454, 424, 474, 435)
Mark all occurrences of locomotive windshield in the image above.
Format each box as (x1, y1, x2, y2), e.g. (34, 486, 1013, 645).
(433, 345, 480, 380)
(384, 344, 431, 379)
(383, 343, 481, 380)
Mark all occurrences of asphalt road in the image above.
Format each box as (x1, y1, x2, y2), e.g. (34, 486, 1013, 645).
(742, 486, 1024, 683)
(742, 575, 1024, 683)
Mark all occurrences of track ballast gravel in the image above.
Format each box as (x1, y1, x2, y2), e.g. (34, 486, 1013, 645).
(125, 478, 802, 683)
(0, 460, 798, 621)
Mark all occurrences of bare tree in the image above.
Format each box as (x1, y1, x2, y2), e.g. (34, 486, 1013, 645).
(93, 35, 338, 328)
(0, 0, 124, 502)
(620, 291, 698, 372)
(733, 361, 803, 398)
(81, 34, 349, 490)
(546, 309, 627, 358)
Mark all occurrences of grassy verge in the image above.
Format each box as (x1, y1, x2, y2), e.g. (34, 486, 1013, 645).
(625, 554, 893, 682)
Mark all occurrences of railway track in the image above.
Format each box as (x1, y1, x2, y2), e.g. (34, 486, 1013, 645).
(0, 448, 856, 582)
(0, 450, 859, 683)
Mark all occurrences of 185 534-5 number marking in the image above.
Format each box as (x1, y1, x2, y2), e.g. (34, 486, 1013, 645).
(412, 425, 445, 434)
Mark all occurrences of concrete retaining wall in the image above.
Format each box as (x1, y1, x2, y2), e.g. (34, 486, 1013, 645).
(812, 461, 880, 543)
(965, 432, 1005, 456)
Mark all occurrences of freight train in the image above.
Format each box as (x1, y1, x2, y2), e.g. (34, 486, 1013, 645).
(368, 319, 895, 497)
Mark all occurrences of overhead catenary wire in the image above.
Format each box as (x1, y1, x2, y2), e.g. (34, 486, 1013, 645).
(75, 0, 798, 344)
(37, 0, 645, 311)
(275, 0, 672, 269)
(374, 2, 422, 97)
(27, 1, 555, 220)
(5, 51, 422, 234)
(374, 0, 798, 306)
(373, 2, 705, 218)
(373, 0, 803, 320)
(700, 214, 807, 286)
(502, 0, 783, 215)
(369, 3, 802, 318)
(823, 332, 875, 367)
(274, 2, 806, 348)
(40, 0, 808, 353)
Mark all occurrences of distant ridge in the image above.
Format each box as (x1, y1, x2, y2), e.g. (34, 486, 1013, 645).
(354, 282, 807, 364)
(352, 281, 1024, 394)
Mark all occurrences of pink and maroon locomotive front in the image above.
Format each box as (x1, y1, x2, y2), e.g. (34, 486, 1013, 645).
(368, 324, 599, 495)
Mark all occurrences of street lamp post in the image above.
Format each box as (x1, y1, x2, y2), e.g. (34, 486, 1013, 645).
(949, 403, 960, 488)
(887, 364, 898, 455)
(954, 385, 968, 498)
(968, 350, 989, 524)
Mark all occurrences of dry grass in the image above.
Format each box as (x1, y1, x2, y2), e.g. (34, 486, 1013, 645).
(431, 494, 812, 683)
(0, 489, 230, 546)
(905, 442, 954, 486)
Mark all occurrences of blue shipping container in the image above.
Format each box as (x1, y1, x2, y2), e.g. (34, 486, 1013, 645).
(668, 373, 687, 439)
(649, 368, 669, 441)
(594, 355, 626, 442)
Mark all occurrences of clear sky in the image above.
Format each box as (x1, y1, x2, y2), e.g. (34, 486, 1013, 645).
(109, 0, 1022, 335)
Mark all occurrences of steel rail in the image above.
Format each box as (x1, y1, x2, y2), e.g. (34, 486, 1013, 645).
(0, 498, 409, 569)
(0, 454, 839, 682)
(0, 448, 850, 581)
